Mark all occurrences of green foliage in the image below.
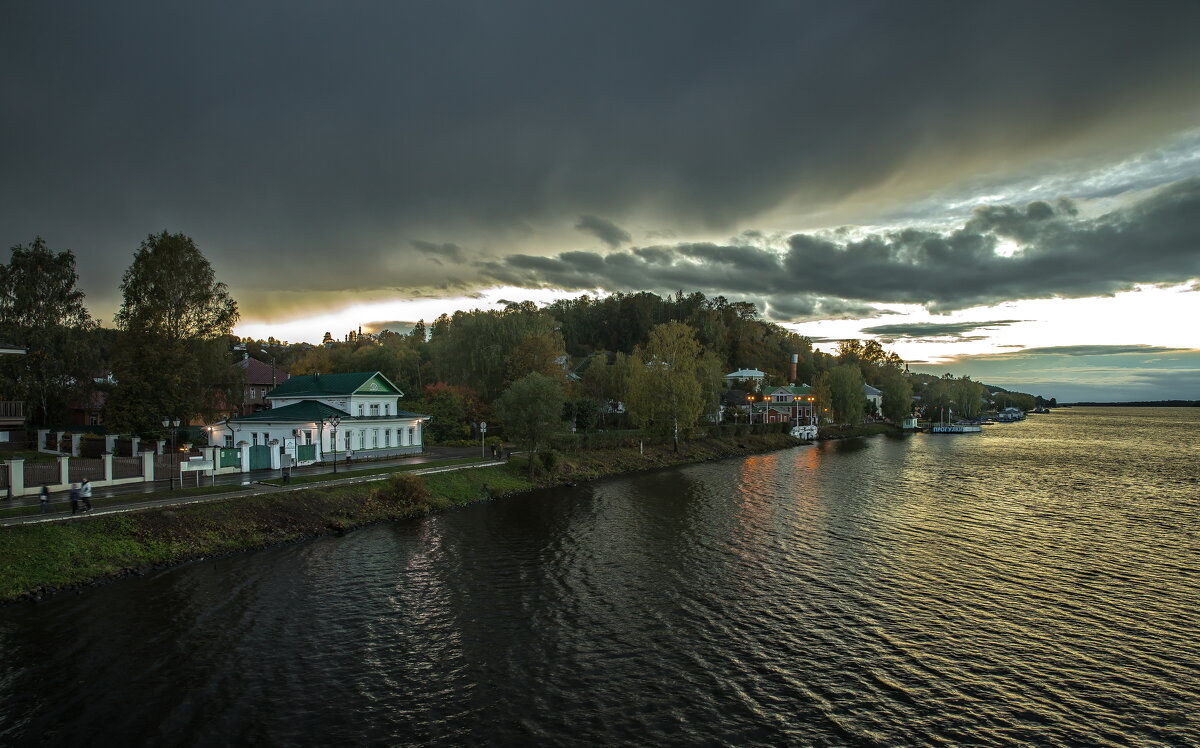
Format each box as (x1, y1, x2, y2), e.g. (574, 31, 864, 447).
(107, 232, 240, 432)
(0, 237, 97, 425)
(826, 364, 866, 425)
(624, 321, 712, 451)
(493, 372, 566, 472)
(417, 382, 485, 442)
(877, 366, 913, 422)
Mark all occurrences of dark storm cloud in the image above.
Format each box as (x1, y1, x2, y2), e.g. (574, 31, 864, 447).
(574, 216, 631, 248)
(860, 320, 1027, 341)
(3, 1, 1200, 320)
(478, 179, 1200, 320)
(411, 241, 467, 264)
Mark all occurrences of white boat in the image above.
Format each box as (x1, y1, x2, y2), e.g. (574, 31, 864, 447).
(790, 424, 818, 439)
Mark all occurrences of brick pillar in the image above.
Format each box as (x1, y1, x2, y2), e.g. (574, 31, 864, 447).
(58, 455, 70, 487)
(102, 452, 114, 482)
(239, 445, 250, 473)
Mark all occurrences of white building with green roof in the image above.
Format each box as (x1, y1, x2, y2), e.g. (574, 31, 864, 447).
(210, 371, 429, 469)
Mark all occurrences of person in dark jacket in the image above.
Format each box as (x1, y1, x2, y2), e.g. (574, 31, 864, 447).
(39, 484, 50, 514)
(69, 483, 80, 515)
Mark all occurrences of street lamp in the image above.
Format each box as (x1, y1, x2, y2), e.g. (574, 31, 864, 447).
(162, 416, 181, 489)
(324, 414, 342, 474)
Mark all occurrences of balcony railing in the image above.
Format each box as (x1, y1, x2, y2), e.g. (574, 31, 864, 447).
(0, 400, 24, 419)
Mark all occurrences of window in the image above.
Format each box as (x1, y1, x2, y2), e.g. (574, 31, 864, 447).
(372, 429, 378, 448)
(224, 435, 233, 448)
(408, 427, 414, 443)
(263, 433, 270, 444)
(344, 431, 352, 450)
(250, 386, 257, 398)
(383, 403, 390, 416)
(252, 433, 259, 446)
(358, 404, 364, 416)
(370, 403, 379, 416)
(384, 429, 390, 447)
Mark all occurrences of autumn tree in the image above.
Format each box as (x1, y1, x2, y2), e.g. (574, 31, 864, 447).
(0, 238, 97, 425)
(826, 364, 866, 425)
(624, 321, 712, 451)
(106, 231, 240, 432)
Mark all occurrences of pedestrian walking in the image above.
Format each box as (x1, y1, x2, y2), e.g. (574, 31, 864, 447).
(80, 478, 93, 512)
(69, 483, 80, 515)
(39, 483, 50, 514)
(346, 449, 353, 467)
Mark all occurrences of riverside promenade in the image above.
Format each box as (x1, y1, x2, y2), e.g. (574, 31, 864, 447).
(1, 447, 502, 527)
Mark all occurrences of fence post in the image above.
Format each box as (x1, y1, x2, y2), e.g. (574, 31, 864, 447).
(239, 445, 250, 473)
(141, 450, 155, 483)
(269, 443, 281, 470)
(71, 433, 83, 457)
(105, 435, 118, 454)
(7, 458, 23, 498)
(58, 455, 70, 487)
(102, 452, 114, 482)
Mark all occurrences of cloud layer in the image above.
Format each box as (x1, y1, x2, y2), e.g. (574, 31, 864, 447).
(3, 2, 1200, 320)
(477, 179, 1200, 320)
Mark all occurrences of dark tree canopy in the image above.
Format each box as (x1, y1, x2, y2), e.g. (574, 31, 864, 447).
(0, 237, 96, 425)
(106, 231, 240, 432)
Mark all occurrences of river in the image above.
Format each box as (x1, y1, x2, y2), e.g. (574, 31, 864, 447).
(1, 407, 1197, 746)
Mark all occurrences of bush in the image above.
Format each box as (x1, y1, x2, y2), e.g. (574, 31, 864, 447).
(538, 449, 560, 476)
(373, 473, 431, 508)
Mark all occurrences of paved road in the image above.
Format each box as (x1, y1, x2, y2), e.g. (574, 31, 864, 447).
(3, 446, 488, 512)
(1, 455, 508, 527)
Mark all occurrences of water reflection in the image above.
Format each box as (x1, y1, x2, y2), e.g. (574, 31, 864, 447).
(0, 409, 1196, 745)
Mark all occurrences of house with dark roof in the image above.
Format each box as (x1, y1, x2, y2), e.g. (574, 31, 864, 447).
(209, 371, 429, 468)
(235, 355, 290, 416)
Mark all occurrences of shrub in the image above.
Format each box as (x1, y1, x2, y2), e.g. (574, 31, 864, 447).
(373, 473, 431, 508)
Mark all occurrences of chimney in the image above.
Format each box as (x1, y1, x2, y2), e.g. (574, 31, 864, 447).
(789, 354, 798, 385)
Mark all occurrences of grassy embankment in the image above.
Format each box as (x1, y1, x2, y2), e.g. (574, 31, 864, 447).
(0, 433, 799, 602)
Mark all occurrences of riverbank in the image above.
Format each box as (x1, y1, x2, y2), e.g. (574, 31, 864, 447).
(0, 433, 802, 603)
(818, 423, 900, 440)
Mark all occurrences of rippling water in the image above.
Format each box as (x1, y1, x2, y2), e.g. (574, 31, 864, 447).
(1, 407, 1197, 746)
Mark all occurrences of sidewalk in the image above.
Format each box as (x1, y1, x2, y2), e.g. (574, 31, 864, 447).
(1, 456, 507, 527)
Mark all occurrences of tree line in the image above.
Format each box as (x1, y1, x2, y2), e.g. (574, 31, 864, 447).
(2, 235, 1053, 448)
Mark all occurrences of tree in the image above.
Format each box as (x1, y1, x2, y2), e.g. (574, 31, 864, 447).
(624, 321, 708, 451)
(419, 382, 484, 443)
(493, 372, 565, 476)
(877, 366, 913, 423)
(0, 238, 97, 425)
(106, 231, 240, 432)
(826, 364, 865, 424)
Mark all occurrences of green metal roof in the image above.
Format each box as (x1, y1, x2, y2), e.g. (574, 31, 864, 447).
(765, 384, 814, 395)
(265, 371, 402, 398)
(231, 400, 349, 423)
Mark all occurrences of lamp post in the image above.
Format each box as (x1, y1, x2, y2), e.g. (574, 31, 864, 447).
(162, 416, 180, 489)
(325, 415, 342, 474)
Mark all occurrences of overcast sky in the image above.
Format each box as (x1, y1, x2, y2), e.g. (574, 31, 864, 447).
(3, 1, 1198, 401)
